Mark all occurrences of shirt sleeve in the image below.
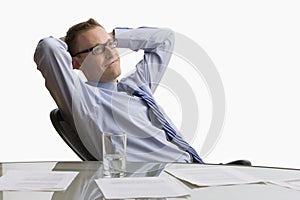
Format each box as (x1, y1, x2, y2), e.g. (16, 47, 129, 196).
(33, 36, 78, 124)
(114, 27, 175, 93)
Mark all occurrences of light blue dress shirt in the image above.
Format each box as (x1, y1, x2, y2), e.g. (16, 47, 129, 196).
(34, 27, 192, 163)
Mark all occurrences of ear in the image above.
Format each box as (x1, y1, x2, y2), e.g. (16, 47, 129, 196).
(72, 57, 81, 69)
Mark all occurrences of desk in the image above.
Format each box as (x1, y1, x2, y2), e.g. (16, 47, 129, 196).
(1, 161, 300, 199)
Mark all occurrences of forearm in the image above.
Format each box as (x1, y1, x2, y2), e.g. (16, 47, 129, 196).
(114, 27, 175, 52)
(114, 27, 175, 92)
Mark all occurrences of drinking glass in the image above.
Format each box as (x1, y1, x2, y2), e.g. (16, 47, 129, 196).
(102, 132, 127, 177)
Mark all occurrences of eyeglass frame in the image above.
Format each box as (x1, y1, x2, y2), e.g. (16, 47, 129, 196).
(72, 38, 118, 57)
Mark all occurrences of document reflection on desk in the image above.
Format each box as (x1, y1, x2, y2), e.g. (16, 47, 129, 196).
(0, 170, 79, 191)
(164, 164, 263, 187)
(95, 176, 190, 199)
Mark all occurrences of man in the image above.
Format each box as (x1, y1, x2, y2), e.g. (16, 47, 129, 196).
(34, 18, 203, 163)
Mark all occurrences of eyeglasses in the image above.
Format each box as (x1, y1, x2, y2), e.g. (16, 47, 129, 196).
(72, 39, 118, 57)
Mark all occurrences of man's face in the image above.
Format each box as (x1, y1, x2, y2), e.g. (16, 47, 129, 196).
(73, 26, 121, 82)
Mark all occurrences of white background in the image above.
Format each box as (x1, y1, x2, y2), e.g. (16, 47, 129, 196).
(0, 0, 299, 169)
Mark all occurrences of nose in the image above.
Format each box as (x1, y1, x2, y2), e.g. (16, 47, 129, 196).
(104, 45, 114, 59)
(105, 45, 119, 60)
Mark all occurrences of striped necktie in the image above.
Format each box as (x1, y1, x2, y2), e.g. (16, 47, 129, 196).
(133, 87, 204, 164)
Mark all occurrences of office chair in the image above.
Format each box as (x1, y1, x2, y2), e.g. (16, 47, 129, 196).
(50, 108, 97, 161)
(50, 108, 251, 166)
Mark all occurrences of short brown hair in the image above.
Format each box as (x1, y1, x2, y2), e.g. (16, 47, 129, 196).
(65, 18, 104, 56)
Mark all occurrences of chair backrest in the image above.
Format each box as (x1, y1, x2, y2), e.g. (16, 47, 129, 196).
(50, 108, 97, 161)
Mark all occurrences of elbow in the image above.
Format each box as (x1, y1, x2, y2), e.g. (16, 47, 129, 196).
(34, 37, 68, 70)
(159, 28, 175, 52)
(34, 37, 67, 58)
(34, 37, 56, 64)
(165, 28, 175, 43)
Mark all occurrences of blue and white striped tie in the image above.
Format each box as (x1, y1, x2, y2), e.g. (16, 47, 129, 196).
(133, 87, 204, 164)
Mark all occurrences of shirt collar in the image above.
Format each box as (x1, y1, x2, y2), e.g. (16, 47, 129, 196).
(86, 81, 118, 91)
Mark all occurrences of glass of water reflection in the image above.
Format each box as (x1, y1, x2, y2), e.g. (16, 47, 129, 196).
(102, 132, 127, 178)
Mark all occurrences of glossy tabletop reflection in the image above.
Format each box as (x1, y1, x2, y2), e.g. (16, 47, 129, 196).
(1, 161, 300, 200)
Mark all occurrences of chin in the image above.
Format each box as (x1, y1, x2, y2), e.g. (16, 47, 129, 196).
(99, 61, 121, 82)
(112, 71, 121, 81)
(100, 70, 121, 82)
(110, 65, 121, 79)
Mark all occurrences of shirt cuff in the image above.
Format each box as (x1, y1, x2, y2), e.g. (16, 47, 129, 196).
(114, 27, 132, 48)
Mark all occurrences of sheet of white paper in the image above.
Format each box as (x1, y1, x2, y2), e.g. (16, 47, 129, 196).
(268, 179, 300, 191)
(95, 176, 190, 199)
(0, 170, 79, 191)
(289, 180, 300, 188)
(164, 165, 263, 187)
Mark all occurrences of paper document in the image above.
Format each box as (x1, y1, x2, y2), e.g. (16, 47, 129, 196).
(0, 170, 78, 191)
(165, 164, 263, 187)
(287, 180, 300, 189)
(268, 179, 300, 191)
(95, 176, 190, 199)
